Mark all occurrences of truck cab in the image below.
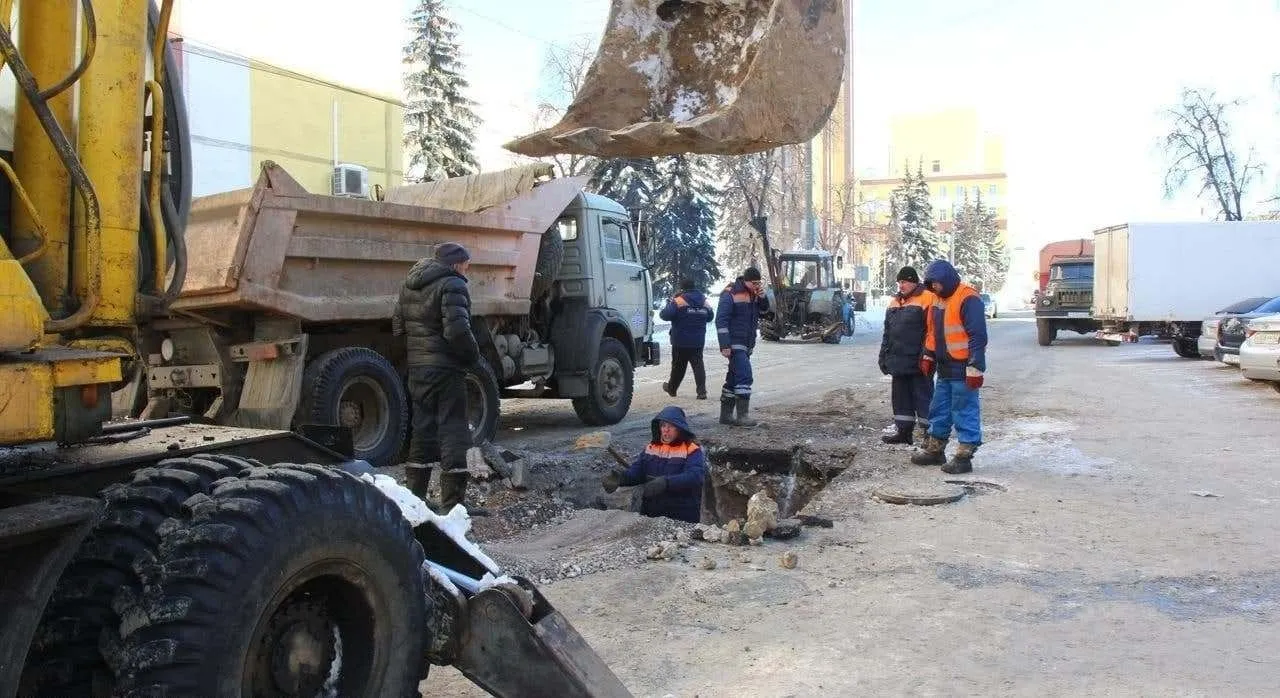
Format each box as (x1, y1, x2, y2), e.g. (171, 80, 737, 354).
(1035, 256, 1099, 346)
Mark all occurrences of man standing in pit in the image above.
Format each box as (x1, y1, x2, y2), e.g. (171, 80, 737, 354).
(392, 242, 480, 513)
(716, 266, 770, 427)
(878, 266, 936, 445)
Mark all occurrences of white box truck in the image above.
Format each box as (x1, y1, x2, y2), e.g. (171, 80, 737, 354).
(1092, 221, 1280, 357)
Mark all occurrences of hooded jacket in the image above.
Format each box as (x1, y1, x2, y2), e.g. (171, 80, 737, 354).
(617, 405, 705, 523)
(716, 278, 770, 352)
(392, 259, 481, 369)
(921, 260, 988, 379)
(879, 283, 936, 375)
(660, 290, 714, 348)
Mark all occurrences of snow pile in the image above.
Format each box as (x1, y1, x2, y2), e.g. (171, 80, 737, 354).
(362, 473, 431, 526)
(361, 473, 502, 576)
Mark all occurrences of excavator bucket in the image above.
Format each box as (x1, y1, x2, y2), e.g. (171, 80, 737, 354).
(504, 0, 847, 158)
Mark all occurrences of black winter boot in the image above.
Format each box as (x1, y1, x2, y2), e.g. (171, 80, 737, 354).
(881, 424, 913, 444)
(942, 443, 976, 474)
(910, 436, 948, 466)
(733, 397, 758, 427)
(720, 398, 736, 425)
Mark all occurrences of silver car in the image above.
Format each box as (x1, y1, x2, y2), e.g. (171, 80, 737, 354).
(1239, 313, 1280, 391)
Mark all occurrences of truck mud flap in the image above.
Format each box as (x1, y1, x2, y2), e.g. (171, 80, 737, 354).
(452, 579, 633, 698)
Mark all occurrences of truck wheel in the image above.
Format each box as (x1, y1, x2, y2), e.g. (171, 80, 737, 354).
(1036, 319, 1057, 346)
(299, 347, 408, 467)
(464, 358, 500, 444)
(110, 465, 428, 697)
(1172, 338, 1199, 359)
(573, 337, 634, 426)
(20, 455, 257, 697)
(530, 226, 566, 300)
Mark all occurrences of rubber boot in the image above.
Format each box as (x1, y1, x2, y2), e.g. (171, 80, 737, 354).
(720, 398, 736, 425)
(881, 424, 913, 445)
(437, 470, 469, 515)
(733, 397, 758, 427)
(403, 462, 434, 502)
(942, 443, 976, 474)
(910, 436, 948, 466)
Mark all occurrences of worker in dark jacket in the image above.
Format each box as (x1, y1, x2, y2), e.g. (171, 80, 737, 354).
(601, 405, 706, 523)
(660, 278, 714, 399)
(911, 259, 988, 474)
(392, 242, 481, 513)
(878, 266, 937, 445)
(716, 266, 770, 427)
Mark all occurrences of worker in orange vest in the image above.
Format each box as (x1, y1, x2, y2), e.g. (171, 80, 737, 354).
(911, 259, 988, 473)
(878, 266, 937, 445)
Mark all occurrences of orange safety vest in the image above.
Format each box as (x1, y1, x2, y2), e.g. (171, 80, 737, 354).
(924, 283, 979, 360)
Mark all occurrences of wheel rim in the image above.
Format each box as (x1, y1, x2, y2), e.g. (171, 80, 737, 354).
(244, 561, 387, 697)
(336, 377, 389, 454)
(464, 371, 489, 441)
(597, 357, 625, 406)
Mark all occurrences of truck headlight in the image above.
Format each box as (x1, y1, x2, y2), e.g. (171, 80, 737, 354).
(160, 338, 175, 362)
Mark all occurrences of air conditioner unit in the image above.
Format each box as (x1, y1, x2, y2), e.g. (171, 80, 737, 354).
(332, 163, 369, 198)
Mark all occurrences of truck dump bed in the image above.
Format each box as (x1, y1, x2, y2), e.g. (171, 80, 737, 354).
(171, 162, 586, 320)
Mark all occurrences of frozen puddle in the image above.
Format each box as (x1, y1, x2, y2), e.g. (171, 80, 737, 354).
(980, 417, 1116, 475)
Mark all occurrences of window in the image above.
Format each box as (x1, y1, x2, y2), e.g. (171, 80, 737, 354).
(1256, 296, 1280, 313)
(938, 185, 947, 198)
(555, 217, 579, 241)
(931, 160, 941, 173)
(601, 219, 635, 262)
(781, 258, 834, 289)
(988, 184, 999, 196)
(972, 185, 980, 199)
(1050, 263, 1093, 282)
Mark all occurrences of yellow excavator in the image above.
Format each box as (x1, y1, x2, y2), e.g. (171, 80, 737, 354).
(0, 1, 845, 695)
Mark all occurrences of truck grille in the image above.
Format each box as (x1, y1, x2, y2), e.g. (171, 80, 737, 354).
(1055, 290, 1092, 306)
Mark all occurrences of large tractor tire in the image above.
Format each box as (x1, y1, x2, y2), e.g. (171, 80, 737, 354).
(530, 226, 566, 300)
(19, 455, 258, 697)
(110, 465, 428, 697)
(573, 337, 635, 426)
(298, 347, 408, 467)
(463, 358, 501, 444)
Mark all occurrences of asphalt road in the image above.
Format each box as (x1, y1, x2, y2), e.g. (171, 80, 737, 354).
(429, 312, 1280, 696)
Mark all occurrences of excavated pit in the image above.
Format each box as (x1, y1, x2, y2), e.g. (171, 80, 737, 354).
(700, 443, 850, 525)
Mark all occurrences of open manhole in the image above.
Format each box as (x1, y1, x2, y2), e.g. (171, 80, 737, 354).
(700, 443, 849, 524)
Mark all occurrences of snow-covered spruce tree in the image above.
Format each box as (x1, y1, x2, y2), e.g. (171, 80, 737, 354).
(890, 162, 941, 270)
(651, 154, 722, 297)
(402, 0, 480, 182)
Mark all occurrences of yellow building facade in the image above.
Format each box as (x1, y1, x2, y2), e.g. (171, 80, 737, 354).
(808, 107, 1010, 292)
(173, 38, 404, 198)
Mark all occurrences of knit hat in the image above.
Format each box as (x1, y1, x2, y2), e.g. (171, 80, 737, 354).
(435, 242, 471, 266)
(896, 265, 919, 283)
(743, 266, 763, 281)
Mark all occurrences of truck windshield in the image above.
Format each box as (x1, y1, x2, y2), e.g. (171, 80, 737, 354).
(1050, 263, 1092, 281)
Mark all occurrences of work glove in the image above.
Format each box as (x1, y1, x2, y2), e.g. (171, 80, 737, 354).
(641, 476, 668, 498)
(919, 356, 935, 377)
(601, 470, 623, 493)
(965, 365, 984, 390)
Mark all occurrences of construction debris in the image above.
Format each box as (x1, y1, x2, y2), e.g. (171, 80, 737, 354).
(696, 556, 717, 571)
(779, 551, 799, 570)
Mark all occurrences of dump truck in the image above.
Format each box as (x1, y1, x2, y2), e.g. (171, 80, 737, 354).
(749, 218, 854, 344)
(1, 0, 847, 694)
(1091, 221, 1280, 356)
(1034, 239, 1099, 346)
(138, 162, 658, 467)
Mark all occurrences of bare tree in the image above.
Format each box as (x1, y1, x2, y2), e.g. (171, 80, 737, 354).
(526, 36, 599, 178)
(716, 150, 781, 271)
(1163, 88, 1263, 221)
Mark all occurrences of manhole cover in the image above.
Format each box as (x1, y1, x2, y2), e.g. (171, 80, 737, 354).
(943, 479, 1007, 495)
(873, 484, 966, 506)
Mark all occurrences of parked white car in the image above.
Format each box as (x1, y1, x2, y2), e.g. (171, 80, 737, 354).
(1239, 313, 1280, 391)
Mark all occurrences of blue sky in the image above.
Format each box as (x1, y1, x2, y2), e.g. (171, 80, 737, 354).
(177, 0, 1279, 253)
